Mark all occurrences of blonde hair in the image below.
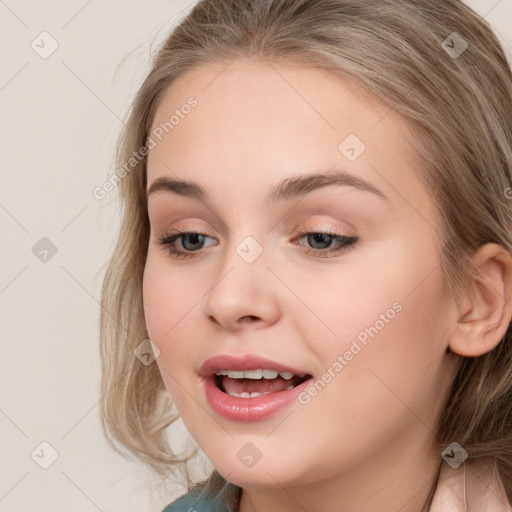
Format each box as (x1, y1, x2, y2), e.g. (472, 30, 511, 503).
(99, 0, 512, 508)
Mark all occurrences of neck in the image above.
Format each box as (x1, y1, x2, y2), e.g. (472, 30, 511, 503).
(238, 435, 442, 512)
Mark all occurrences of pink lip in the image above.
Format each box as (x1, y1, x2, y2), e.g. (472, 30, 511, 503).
(199, 354, 312, 422)
(203, 373, 312, 422)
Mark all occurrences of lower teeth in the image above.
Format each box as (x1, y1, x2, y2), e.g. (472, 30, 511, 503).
(227, 385, 295, 398)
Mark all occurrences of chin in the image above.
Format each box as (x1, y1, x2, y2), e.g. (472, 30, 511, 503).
(219, 468, 287, 489)
(209, 451, 306, 490)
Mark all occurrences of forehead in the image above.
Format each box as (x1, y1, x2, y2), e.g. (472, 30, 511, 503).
(149, 59, 394, 151)
(146, 59, 434, 221)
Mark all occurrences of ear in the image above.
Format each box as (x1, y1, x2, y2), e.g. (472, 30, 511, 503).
(449, 243, 512, 357)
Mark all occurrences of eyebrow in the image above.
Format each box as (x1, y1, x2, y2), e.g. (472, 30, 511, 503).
(146, 168, 389, 207)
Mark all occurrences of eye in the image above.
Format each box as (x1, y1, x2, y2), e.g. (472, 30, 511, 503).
(292, 228, 358, 258)
(156, 228, 358, 259)
(156, 230, 217, 260)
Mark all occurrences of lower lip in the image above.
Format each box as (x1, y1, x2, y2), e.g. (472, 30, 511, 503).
(203, 375, 313, 422)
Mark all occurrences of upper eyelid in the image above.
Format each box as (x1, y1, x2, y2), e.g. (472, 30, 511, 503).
(151, 214, 354, 233)
(160, 223, 350, 237)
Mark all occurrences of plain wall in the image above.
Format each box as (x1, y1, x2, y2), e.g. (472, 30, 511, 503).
(1, 1, 511, 510)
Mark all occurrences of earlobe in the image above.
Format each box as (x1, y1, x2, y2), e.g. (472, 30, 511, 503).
(449, 243, 512, 358)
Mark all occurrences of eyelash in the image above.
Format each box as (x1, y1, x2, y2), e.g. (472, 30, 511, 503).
(156, 227, 358, 260)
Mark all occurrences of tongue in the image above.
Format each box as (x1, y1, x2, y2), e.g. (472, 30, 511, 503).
(222, 376, 298, 395)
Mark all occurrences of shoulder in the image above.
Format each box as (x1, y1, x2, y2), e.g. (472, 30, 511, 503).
(161, 486, 234, 512)
(161, 487, 204, 512)
(430, 461, 512, 512)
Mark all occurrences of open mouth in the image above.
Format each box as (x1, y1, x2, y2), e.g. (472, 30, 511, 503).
(214, 370, 313, 398)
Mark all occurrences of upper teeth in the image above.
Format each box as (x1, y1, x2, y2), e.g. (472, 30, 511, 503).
(214, 369, 304, 380)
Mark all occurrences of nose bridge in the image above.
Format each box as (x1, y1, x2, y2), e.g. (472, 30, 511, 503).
(201, 229, 280, 328)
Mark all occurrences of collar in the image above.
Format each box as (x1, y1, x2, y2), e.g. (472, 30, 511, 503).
(429, 461, 512, 512)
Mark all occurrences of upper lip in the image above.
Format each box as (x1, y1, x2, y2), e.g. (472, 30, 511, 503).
(199, 354, 311, 378)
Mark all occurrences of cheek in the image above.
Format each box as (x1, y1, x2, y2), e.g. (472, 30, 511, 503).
(142, 251, 203, 338)
(143, 258, 172, 343)
(292, 232, 447, 410)
(284, 271, 448, 471)
(142, 257, 194, 391)
(284, 232, 443, 351)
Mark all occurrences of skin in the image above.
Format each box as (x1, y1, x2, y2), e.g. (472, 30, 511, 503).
(142, 58, 512, 512)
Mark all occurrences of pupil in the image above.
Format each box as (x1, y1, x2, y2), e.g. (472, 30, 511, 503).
(308, 233, 332, 249)
(183, 233, 204, 250)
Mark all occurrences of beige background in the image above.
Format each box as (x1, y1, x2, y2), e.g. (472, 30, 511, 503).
(1, 1, 511, 510)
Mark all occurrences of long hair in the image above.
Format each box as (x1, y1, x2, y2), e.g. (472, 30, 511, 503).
(99, 1, 512, 508)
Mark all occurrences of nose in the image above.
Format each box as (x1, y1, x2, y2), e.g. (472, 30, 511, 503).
(201, 238, 281, 331)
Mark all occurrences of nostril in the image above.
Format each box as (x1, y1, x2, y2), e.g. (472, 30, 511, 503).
(240, 315, 260, 322)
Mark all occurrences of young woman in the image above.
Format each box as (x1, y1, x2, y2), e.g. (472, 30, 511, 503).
(99, 1, 512, 510)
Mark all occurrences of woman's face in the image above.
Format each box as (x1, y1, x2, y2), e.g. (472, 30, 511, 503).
(143, 59, 459, 494)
